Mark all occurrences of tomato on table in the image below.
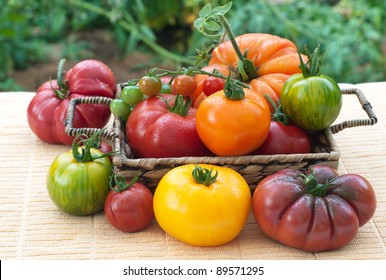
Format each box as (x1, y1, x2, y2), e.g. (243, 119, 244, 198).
(27, 59, 116, 145)
(46, 132, 113, 216)
(154, 164, 251, 246)
(105, 174, 154, 233)
(252, 165, 377, 252)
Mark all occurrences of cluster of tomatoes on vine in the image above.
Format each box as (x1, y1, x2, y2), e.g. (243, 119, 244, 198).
(109, 68, 226, 121)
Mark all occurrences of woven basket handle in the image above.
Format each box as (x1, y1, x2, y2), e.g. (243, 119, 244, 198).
(65, 96, 117, 141)
(330, 87, 378, 134)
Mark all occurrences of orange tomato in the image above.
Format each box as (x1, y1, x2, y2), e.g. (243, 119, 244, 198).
(196, 87, 271, 156)
(193, 33, 307, 110)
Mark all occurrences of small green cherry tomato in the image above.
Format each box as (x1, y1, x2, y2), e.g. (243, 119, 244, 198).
(110, 99, 133, 121)
(160, 83, 172, 94)
(121, 86, 144, 105)
(139, 76, 162, 96)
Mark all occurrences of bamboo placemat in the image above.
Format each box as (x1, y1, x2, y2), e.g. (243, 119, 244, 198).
(1, 82, 385, 260)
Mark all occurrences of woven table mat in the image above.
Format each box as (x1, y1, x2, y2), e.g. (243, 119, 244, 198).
(0, 83, 385, 260)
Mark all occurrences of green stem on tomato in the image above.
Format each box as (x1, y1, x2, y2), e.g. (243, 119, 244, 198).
(109, 172, 141, 193)
(299, 45, 326, 78)
(192, 165, 218, 186)
(217, 15, 257, 82)
(300, 171, 332, 197)
(159, 95, 192, 117)
(264, 94, 289, 125)
(72, 130, 115, 163)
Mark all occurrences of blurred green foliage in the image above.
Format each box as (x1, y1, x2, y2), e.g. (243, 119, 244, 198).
(0, 0, 385, 91)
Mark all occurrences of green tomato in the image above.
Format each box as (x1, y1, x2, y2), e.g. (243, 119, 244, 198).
(280, 74, 342, 131)
(160, 83, 172, 94)
(46, 148, 113, 216)
(121, 86, 144, 105)
(110, 99, 133, 121)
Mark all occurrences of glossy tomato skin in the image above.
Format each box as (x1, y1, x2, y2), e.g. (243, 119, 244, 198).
(46, 148, 113, 216)
(280, 74, 342, 131)
(27, 60, 115, 145)
(252, 166, 376, 252)
(251, 121, 311, 155)
(154, 164, 251, 246)
(126, 94, 212, 158)
(196, 88, 271, 156)
(104, 182, 154, 232)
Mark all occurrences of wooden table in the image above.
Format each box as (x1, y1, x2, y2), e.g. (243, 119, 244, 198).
(1, 82, 385, 260)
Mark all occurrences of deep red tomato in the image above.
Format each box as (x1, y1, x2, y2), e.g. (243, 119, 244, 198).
(126, 94, 212, 158)
(104, 175, 154, 233)
(202, 76, 225, 96)
(251, 121, 311, 155)
(27, 59, 116, 145)
(171, 75, 197, 96)
(252, 165, 377, 252)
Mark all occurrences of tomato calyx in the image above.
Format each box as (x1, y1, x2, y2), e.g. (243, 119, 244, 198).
(298, 45, 326, 78)
(223, 74, 245, 100)
(159, 94, 192, 116)
(72, 130, 115, 163)
(109, 172, 141, 193)
(52, 58, 70, 99)
(192, 165, 218, 186)
(300, 169, 334, 197)
(264, 94, 289, 125)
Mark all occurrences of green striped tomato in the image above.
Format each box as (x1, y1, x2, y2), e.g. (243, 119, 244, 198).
(46, 148, 113, 216)
(280, 74, 342, 131)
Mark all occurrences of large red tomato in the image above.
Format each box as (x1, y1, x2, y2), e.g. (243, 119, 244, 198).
(27, 59, 116, 145)
(252, 165, 377, 252)
(126, 94, 212, 158)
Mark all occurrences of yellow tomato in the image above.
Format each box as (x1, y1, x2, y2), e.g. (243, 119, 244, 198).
(153, 164, 251, 246)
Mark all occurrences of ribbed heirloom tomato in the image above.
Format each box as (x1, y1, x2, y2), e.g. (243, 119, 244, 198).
(252, 165, 377, 252)
(153, 164, 251, 246)
(192, 33, 306, 109)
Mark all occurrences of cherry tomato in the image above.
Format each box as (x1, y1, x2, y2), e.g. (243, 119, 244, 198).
(202, 76, 225, 96)
(171, 74, 197, 96)
(160, 83, 172, 94)
(105, 175, 154, 233)
(139, 76, 162, 96)
(121, 85, 144, 104)
(110, 99, 133, 121)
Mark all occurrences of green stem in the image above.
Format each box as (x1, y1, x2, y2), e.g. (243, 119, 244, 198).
(192, 165, 218, 186)
(300, 172, 331, 197)
(159, 95, 192, 116)
(218, 15, 257, 82)
(68, 0, 194, 66)
(110, 172, 141, 193)
(264, 94, 289, 125)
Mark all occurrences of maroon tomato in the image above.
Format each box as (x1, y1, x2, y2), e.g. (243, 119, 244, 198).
(171, 75, 197, 96)
(27, 59, 115, 145)
(126, 94, 212, 158)
(252, 165, 377, 252)
(251, 121, 311, 155)
(105, 175, 154, 232)
(202, 76, 225, 96)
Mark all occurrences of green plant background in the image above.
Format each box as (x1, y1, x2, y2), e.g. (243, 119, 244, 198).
(1, 0, 385, 91)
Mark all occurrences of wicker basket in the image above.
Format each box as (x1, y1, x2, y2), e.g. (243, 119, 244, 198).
(65, 86, 377, 192)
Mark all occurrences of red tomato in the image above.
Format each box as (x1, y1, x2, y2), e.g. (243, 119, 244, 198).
(202, 76, 225, 96)
(251, 121, 311, 155)
(104, 180, 154, 233)
(252, 165, 377, 252)
(27, 59, 115, 145)
(171, 75, 197, 96)
(126, 94, 212, 158)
